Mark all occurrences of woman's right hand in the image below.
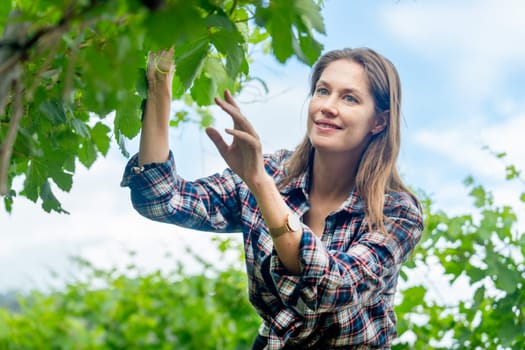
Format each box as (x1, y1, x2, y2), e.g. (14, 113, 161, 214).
(206, 90, 268, 190)
(146, 48, 175, 95)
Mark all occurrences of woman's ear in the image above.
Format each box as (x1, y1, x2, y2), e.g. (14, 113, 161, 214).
(371, 110, 389, 135)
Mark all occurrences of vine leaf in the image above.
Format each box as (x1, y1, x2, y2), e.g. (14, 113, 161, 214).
(175, 38, 209, 91)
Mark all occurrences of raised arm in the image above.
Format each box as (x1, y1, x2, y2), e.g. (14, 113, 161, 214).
(206, 90, 303, 273)
(122, 51, 244, 233)
(138, 49, 174, 166)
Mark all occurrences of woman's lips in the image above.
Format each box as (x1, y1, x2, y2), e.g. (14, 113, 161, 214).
(315, 121, 342, 130)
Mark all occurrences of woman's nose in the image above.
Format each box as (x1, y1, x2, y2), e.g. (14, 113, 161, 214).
(320, 96, 338, 117)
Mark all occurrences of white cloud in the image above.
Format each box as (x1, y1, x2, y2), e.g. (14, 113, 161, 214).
(414, 113, 525, 217)
(414, 113, 525, 177)
(0, 145, 243, 292)
(382, 0, 525, 101)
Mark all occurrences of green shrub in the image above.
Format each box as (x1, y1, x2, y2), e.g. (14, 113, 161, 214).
(0, 239, 260, 350)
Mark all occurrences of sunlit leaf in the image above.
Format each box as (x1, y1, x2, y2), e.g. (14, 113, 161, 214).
(39, 100, 67, 125)
(175, 38, 210, 91)
(22, 160, 46, 202)
(90, 122, 111, 156)
(191, 73, 215, 106)
(70, 118, 91, 139)
(505, 164, 520, 180)
(169, 111, 189, 127)
(41, 180, 68, 214)
(294, 0, 325, 34)
(1, 0, 325, 213)
(114, 95, 142, 139)
(49, 167, 73, 192)
(0, 1, 12, 27)
(78, 141, 97, 168)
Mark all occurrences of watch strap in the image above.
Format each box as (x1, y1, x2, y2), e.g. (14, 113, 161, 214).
(268, 213, 299, 238)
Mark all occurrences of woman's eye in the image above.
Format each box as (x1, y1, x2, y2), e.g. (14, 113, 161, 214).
(316, 87, 329, 95)
(343, 95, 357, 103)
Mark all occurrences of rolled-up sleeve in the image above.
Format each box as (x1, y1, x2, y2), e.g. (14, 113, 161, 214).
(269, 194, 423, 314)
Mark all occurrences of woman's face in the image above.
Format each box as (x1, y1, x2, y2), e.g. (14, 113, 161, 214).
(307, 59, 385, 158)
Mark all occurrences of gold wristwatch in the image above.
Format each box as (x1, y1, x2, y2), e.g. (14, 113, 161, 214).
(269, 213, 301, 238)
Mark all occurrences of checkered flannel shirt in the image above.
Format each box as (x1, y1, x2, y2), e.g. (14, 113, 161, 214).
(121, 149, 423, 349)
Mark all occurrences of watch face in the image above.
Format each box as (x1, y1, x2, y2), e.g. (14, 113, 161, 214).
(288, 214, 301, 231)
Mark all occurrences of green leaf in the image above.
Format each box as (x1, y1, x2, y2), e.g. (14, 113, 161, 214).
(13, 127, 37, 159)
(210, 29, 246, 78)
(203, 56, 233, 95)
(472, 285, 486, 307)
(22, 160, 46, 202)
(116, 131, 130, 158)
(3, 193, 13, 213)
(497, 316, 521, 345)
(197, 108, 214, 129)
(171, 72, 185, 99)
(396, 286, 426, 313)
(205, 13, 235, 31)
(191, 73, 215, 106)
(114, 95, 142, 139)
(496, 269, 519, 294)
(255, 0, 323, 64)
(39, 100, 67, 125)
(70, 118, 91, 139)
(399, 268, 408, 281)
(90, 122, 111, 155)
(505, 164, 520, 180)
(49, 168, 73, 192)
(296, 32, 323, 65)
(41, 180, 68, 214)
(467, 266, 487, 284)
(520, 192, 525, 203)
(266, 4, 294, 63)
(247, 27, 270, 45)
(143, 3, 206, 49)
(463, 175, 474, 186)
(294, 0, 325, 34)
(0, 1, 12, 27)
(175, 38, 210, 91)
(78, 141, 98, 168)
(208, 14, 246, 78)
(136, 68, 148, 99)
(469, 185, 490, 208)
(495, 151, 507, 159)
(170, 111, 189, 127)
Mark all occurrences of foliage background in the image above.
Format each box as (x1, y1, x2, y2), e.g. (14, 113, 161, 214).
(1, 169, 524, 349)
(1, 0, 524, 349)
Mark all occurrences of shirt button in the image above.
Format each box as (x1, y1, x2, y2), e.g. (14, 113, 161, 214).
(131, 166, 144, 174)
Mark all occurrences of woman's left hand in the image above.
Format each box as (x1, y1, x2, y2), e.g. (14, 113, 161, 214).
(206, 90, 267, 188)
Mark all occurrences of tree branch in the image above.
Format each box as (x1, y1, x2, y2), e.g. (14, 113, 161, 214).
(0, 52, 22, 76)
(0, 3, 109, 197)
(0, 78, 23, 196)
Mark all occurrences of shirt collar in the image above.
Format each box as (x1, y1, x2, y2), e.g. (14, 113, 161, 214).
(279, 167, 310, 195)
(279, 167, 366, 214)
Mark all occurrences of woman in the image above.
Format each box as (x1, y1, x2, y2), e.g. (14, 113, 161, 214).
(121, 47, 423, 349)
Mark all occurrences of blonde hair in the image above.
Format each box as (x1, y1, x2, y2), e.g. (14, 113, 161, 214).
(280, 48, 418, 233)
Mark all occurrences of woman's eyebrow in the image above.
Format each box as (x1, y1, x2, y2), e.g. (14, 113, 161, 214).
(317, 80, 363, 96)
(341, 87, 363, 97)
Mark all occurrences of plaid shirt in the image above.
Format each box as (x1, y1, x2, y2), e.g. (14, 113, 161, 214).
(121, 149, 423, 350)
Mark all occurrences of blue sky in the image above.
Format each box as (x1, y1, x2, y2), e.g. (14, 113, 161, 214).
(1, 0, 524, 292)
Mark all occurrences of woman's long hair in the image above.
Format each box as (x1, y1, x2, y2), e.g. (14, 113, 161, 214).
(280, 48, 418, 233)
